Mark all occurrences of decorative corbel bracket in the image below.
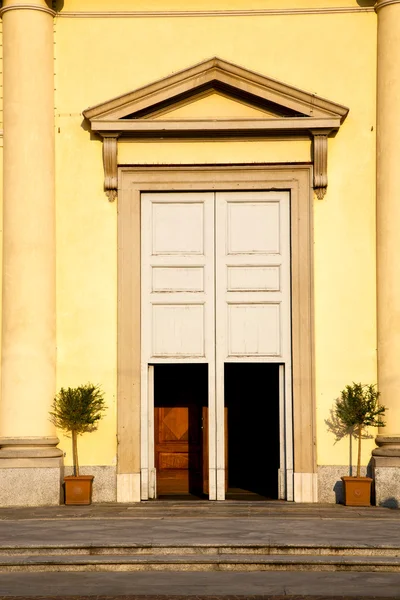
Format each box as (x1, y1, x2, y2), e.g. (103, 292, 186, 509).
(102, 134, 119, 202)
(83, 59, 348, 203)
(311, 129, 332, 200)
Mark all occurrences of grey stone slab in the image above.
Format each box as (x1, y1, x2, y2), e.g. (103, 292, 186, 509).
(1, 571, 400, 597)
(2, 553, 400, 567)
(375, 467, 400, 509)
(0, 469, 61, 508)
(1, 517, 400, 550)
(0, 501, 398, 521)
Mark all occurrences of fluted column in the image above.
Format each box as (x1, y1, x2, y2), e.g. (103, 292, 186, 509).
(373, 0, 400, 508)
(0, 0, 62, 506)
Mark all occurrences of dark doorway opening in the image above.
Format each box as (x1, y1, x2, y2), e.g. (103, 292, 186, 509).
(154, 364, 208, 498)
(225, 363, 280, 500)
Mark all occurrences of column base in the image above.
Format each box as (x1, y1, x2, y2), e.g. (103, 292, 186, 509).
(0, 437, 63, 506)
(372, 436, 400, 508)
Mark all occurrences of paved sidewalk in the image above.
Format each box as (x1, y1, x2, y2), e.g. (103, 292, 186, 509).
(2, 570, 400, 599)
(0, 501, 399, 598)
(0, 501, 399, 549)
(1, 571, 400, 598)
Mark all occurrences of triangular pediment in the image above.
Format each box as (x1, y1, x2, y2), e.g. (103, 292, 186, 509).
(83, 57, 348, 134)
(85, 58, 349, 203)
(146, 90, 280, 121)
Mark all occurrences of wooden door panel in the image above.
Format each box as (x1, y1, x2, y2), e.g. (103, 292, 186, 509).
(159, 453, 192, 470)
(155, 403, 203, 495)
(158, 407, 190, 442)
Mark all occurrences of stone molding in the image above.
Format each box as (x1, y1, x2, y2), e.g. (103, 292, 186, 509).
(0, 3, 56, 17)
(375, 0, 400, 10)
(84, 57, 348, 123)
(84, 57, 348, 202)
(55, 7, 375, 18)
(0, 437, 63, 459)
(373, 435, 400, 457)
(118, 165, 317, 498)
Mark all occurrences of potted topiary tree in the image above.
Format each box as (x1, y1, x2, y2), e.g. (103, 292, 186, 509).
(334, 382, 386, 506)
(50, 383, 107, 505)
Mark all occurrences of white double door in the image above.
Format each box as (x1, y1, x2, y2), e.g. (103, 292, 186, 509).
(141, 190, 292, 500)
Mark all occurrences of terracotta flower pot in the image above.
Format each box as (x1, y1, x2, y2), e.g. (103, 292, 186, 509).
(64, 475, 94, 505)
(341, 476, 373, 506)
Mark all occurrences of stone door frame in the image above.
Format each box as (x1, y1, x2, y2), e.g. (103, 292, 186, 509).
(117, 164, 317, 503)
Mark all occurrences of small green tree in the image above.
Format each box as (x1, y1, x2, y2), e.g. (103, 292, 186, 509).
(334, 383, 386, 478)
(49, 384, 107, 476)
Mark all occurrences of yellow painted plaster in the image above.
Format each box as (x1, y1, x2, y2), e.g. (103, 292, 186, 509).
(54, 8, 377, 469)
(55, 117, 116, 466)
(151, 91, 277, 119)
(118, 139, 311, 165)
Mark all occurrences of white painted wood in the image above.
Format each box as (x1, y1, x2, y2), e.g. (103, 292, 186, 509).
(141, 192, 215, 364)
(216, 191, 291, 364)
(284, 361, 294, 502)
(215, 191, 292, 500)
(141, 191, 292, 501)
(278, 365, 286, 500)
(141, 192, 216, 498)
(152, 267, 204, 293)
(278, 363, 294, 501)
(152, 304, 205, 357)
(227, 265, 280, 292)
(148, 365, 156, 499)
(208, 361, 217, 500)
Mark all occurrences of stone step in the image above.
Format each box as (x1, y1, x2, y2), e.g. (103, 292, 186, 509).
(1, 553, 400, 573)
(1, 544, 400, 557)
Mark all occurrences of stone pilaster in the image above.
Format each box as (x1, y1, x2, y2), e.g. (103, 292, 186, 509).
(373, 0, 400, 508)
(0, 0, 62, 506)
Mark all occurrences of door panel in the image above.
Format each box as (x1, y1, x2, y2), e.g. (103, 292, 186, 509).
(214, 191, 290, 499)
(153, 363, 208, 496)
(141, 192, 216, 498)
(142, 192, 291, 499)
(141, 192, 215, 363)
(155, 404, 203, 495)
(215, 191, 291, 363)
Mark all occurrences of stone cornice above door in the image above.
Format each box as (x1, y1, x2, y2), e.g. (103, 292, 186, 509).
(83, 57, 349, 201)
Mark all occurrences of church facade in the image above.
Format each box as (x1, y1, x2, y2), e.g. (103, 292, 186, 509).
(0, 0, 399, 506)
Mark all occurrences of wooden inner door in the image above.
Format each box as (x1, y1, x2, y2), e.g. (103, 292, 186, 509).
(154, 364, 208, 496)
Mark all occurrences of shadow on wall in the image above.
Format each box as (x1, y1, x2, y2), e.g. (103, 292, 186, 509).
(333, 480, 344, 504)
(380, 497, 400, 509)
(356, 0, 376, 5)
(53, 1, 64, 11)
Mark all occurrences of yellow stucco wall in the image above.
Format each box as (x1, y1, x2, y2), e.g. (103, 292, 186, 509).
(54, 2, 377, 469)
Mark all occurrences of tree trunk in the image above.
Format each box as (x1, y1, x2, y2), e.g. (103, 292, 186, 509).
(72, 430, 79, 477)
(357, 424, 362, 478)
